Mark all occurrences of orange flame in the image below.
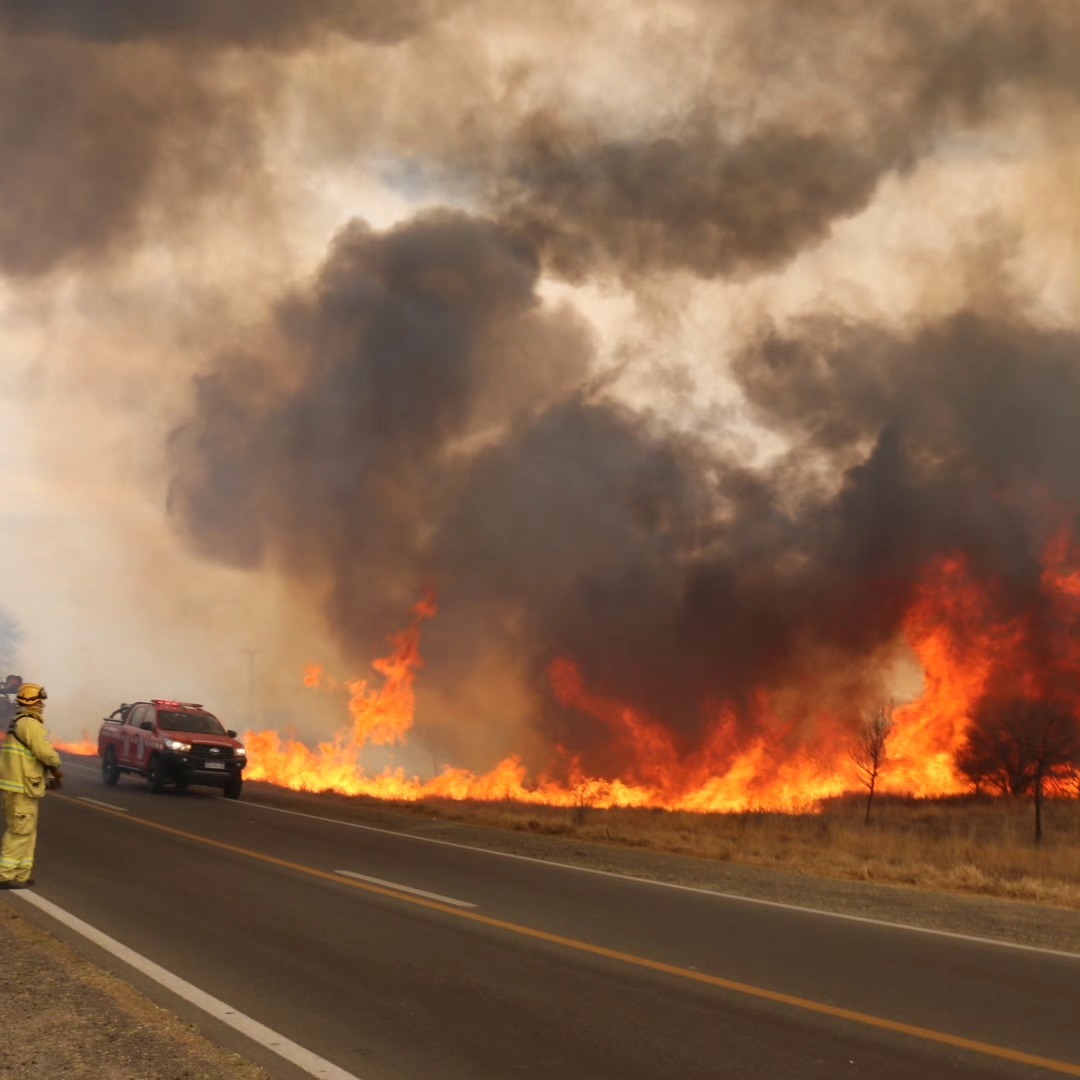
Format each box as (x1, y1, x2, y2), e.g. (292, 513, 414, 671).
(343, 591, 435, 747)
(54, 737, 97, 756)
(240, 529, 1080, 812)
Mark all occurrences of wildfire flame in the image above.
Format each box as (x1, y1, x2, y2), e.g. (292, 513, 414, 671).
(241, 528, 1078, 810)
(55, 532, 1080, 811)
(53, 737, 97, 756)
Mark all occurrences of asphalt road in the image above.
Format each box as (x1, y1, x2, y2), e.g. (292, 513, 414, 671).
(16, 756, 1080, 1080)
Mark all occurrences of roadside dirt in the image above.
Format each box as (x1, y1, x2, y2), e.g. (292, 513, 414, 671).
(0, 902, 269, 1080)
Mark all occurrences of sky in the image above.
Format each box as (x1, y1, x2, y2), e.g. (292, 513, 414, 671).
(0, 0, 1076, 777)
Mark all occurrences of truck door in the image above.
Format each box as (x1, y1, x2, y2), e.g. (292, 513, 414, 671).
(121, 704, 147, 766)
(133, 706, 159, 770)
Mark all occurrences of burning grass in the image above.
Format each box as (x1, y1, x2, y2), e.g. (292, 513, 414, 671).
(394, 793, 1080, 909)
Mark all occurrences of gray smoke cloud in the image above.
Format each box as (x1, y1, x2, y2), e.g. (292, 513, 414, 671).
(0, 37, 265, 276)
(437, 313, 1080, 767)
(2, 0, 1074, 280)
(0, 0, 426, 47)
(490, 0, 1078, 280)
(167, 194, 1080, 776)
(0, 0, 432, 276)
(168, 211, 595, 646)
(2, 0, 1077, 780)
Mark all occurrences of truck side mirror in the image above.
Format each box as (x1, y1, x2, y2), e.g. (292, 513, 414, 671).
(140, 721, 155, 731)
(227, 730, 237, 738)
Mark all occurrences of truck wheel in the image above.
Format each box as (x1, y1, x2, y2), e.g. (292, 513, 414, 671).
(102, 749, 120, 786)
(224, 775, 243, 800)
(147, 756, 166, 794)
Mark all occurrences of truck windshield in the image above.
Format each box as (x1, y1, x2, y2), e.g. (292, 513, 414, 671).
(157, 711, 227, 735)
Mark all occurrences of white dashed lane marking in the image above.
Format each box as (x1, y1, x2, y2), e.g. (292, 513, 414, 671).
(334, 870, 476, 908)
(77, 797, 128, 813)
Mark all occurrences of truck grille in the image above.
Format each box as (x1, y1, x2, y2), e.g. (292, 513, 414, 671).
(190, 744, 235, 763)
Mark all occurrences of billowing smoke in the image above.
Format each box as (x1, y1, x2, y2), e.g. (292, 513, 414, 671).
(167, 208, 1080, 772)
(0, 38, 266, 277)
(1, 0, 1077, 781)
(0, 0, 430, 276)
(168, 211, 595, 645)
(488, 0, 1079, 280)
(0, 0, 427, 46)
(3, 0, 1074, 279)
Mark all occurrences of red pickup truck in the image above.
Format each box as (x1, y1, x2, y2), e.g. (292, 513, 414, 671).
(98, 699, 247, 799)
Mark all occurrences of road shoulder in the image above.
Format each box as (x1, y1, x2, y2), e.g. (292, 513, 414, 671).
(0, 900, 270, 1080)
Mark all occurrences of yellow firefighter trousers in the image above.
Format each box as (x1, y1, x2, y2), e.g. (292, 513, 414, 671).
(0, 791, 39, 883)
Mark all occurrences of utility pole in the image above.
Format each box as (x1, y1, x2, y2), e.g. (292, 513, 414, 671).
(244, 648, 261, 728)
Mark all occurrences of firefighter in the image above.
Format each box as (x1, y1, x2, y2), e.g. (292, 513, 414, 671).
(0, 683, 62, 889)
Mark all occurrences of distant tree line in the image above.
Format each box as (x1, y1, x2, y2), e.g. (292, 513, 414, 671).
(954, 697, 1080, 843)
(849, 696, 1080, 844)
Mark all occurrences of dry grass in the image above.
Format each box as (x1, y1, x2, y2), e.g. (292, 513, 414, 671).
(401, 794, 1080, 909)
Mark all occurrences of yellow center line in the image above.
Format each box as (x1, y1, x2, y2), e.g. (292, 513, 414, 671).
(58, 795, 1080, 1077)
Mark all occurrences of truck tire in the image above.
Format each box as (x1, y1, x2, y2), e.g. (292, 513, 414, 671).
(101, 749, 120, 786)
(147, 756, 166, 794)
(224, 774, 243, 800)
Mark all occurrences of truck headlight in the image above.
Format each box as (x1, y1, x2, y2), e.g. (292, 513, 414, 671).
(164, 738, 191, 752)
(235, 747, 246, 757)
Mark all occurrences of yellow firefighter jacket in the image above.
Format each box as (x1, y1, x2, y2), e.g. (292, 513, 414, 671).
(0, 708, 61, 799)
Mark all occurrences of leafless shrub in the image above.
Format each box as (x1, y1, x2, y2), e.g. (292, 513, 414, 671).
(849, 703, 894, 825)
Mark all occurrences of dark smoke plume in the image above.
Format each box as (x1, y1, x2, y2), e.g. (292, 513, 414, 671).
(494, 0, 1078, 279)
(2, 1, 1074, 280)
(0, 0, 426, 47)
(168, 211, 594, 647)
(0, 0, 430, 276)
(168, 193, 1080, 774)
(0, 38, 264, 276)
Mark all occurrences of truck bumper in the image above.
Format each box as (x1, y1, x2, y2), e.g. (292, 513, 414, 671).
(159, 752, 245, 787)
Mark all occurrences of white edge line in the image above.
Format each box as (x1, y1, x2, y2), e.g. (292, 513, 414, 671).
(335, 870, 476, 908)
(77, 797, 128, 813)
(223, 798, 1080, 962)
(13, 891, 364, 1080)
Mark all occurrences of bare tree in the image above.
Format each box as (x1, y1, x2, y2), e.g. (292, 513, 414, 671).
(1026, 702, 1080, 844)
(572, 781, 591, 826)
(850, 703, 894, 825)
(955, 698, 1080, 843)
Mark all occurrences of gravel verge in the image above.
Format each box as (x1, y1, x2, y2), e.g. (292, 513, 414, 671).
(0, 901, 270, 1080)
